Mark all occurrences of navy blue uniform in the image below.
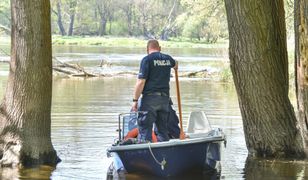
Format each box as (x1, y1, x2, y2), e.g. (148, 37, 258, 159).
(137, 52, 176, 142)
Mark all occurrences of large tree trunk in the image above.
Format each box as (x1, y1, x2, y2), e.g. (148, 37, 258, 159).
(56, 0, 66, 36)
(224, 0, 305, 158)
(295, 0, 308, 155)
(0, 0, 60, 167)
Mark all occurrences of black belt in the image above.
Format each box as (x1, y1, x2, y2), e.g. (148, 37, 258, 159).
(144, 92, 169, 96)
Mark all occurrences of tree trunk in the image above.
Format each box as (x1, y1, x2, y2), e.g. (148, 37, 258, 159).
(68, 0, 77, 36)
(56, 0, 66, 36)
(108, 16, 112, 35)
(98, 17, 107, 36)
(96, 0, 110, 36)
(295, 0, 308, 155)
(160, 0, 177, 40)
(68, 13, 75, 36)
(127, 4, 133, 36)
(0, 0, 60, 167)
(224, 0, 305, 158)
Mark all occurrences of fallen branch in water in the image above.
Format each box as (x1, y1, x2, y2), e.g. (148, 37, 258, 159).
(51, 56, 215, 79)
(52, 57, 97, 77)
(0, 24, 11, 34)
(99, 59, 112, 67)
(180, 69, 208, 78)
(0, 59, 9, 63)
(113, 71, 138, 77)
(52, 67, 75, 75)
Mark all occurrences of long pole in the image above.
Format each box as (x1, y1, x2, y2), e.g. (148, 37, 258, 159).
(175, 68, 185, 139)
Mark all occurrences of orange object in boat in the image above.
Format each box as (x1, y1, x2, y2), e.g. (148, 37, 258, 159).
(124, 128, 157, 142)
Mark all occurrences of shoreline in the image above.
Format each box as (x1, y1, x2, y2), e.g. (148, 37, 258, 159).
(0, 35, 228, 49)
(0, 36, 232, 81)
(0, 61, 228, 81)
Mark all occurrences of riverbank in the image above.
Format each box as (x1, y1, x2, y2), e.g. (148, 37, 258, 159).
(52, 36, 229, 48)
(0, 35, 233, 82)
(0, 58, 232, 82)
(0, 35, 228, 48)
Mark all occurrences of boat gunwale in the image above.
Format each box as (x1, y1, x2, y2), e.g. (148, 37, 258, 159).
(107, 134, 225, 152)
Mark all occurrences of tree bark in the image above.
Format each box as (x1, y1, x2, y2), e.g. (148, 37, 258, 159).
(295, 0, 308, 155)
(160, 0, 177, 40)
(96, 0, 111, 36)
(127, 3, 133, 36)
(56, 0, 66, 36)
(224, 0, 305, 158)
(98, 17, 107, 36)
(0, 0, 60, 167)
(68, 0, 77, 36)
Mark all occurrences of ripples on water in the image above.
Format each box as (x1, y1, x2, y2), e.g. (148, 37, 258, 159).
(0, 46, 308, 179)
(49, 78, 248, 180)
(0, 75, 247, 179)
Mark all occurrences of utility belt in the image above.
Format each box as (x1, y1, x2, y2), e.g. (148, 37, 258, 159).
(144, 92, 169, 97)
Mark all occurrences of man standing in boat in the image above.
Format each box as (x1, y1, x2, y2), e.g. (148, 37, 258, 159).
(132, 39, 177, 142)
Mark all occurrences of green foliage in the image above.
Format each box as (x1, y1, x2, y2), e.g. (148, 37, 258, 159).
(181, 16, 202, 40)
(0, 0, 10, 35)
(177, 0, 228, 43)
(50, 36, 228, 49)
(219, 65, 233, 82)
(0, 0, 296, 43)
(48, 0, 229, 42)
(284, 0, 294, 38)
(107, 21, 128, 36)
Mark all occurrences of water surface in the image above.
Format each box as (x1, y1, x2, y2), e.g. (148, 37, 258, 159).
(0, 45, 307, 179)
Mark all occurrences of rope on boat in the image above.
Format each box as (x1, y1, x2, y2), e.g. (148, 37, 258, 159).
(148, 143, 167, 170)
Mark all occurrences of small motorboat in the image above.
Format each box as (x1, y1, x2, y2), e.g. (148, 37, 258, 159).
(106, 111, 226, 178)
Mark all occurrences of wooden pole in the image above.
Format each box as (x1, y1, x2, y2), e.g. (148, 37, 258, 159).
(175, 68, 185, 139)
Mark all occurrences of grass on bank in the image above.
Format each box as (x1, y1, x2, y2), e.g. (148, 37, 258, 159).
(0, 35, 296, 83)
(1, 35, 228, 48)
(51, 36, 228, 48)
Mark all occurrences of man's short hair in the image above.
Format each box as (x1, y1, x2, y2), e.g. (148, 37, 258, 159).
(147, 39, 160, 50)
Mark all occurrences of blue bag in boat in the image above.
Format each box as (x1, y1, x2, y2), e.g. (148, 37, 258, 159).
(167, 106, 180, 138)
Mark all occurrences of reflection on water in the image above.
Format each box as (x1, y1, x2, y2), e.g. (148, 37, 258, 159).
(0, 165, 54, 180)
(0, 76, 243, 179)
(51, 77, 246, 180)
(0, 76, 307, 179)
(123, 168, 219, 180)
(244, 157, 308, 179)
(1, 44, 227, 76)
(0, 44, 307, 179)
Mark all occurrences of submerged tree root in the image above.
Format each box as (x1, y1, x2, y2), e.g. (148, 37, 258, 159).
(0, 142, 61, 168)
(20, 151, 61, 168)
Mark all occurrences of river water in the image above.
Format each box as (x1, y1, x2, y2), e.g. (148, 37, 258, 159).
(0, 45, 307, 179)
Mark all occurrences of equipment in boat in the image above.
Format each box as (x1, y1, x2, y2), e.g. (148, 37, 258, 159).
(106, 111, 226, 178)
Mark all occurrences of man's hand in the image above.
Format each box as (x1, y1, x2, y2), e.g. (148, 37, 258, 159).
(132, 102, 138, 112)
(131, 79, 145, 112)
(173, 61, 178, 70)
(179, 131, 186, 140)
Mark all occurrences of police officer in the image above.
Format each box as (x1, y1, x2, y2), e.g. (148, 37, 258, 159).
(132, 39, 177, 142)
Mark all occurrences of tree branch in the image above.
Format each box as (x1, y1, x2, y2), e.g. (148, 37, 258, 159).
(0, 24, 11, 34)
(51, 8, 58, 16)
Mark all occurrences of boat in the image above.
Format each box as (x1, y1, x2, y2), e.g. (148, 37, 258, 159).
(106, 111, 226, 178)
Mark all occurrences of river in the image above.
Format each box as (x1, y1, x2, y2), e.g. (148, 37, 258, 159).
(0, 45, 307, 179)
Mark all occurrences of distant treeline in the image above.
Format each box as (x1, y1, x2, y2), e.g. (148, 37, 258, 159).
(0, 0, 294, 43)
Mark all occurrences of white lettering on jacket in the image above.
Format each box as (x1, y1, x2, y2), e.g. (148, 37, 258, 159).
(153, 60, 171, 66)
